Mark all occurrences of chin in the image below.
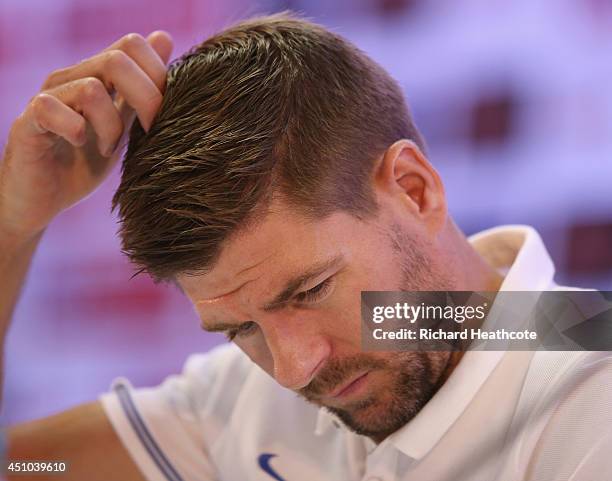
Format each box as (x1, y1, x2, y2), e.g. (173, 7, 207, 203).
(326, 391, 423, 440)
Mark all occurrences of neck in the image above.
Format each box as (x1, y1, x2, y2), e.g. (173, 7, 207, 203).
(444, 218, 505, 292)
(435, 218, 505, 382)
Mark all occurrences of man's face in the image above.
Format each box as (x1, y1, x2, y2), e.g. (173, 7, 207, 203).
(177, 198, 457, 441)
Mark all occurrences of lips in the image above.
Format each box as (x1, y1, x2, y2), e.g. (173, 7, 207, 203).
(329, 370, 370, 398)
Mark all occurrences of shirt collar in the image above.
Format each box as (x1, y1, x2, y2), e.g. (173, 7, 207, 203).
(314, 225, 556, 457)
(469, 224, 555, 291)
(314, 408, 340, 436)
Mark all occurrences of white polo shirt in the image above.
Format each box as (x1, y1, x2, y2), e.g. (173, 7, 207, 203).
(100, 225, 612, 481)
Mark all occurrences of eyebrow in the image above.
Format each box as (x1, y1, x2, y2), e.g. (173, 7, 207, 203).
(199, 254, 345, 333)
(200, 321, 246, 333)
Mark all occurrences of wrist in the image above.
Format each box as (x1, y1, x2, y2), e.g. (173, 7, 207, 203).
(0, 226, 45, 262)
(0, 196, 47, 254)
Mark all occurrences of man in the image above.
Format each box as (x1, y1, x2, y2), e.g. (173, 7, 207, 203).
(1, 12, 611, 481)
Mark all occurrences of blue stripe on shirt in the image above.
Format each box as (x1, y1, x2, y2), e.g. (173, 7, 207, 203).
(114, 382, 185, 481)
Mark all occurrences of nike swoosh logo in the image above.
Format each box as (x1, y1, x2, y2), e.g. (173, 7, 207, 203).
(258, 453, 287, 481)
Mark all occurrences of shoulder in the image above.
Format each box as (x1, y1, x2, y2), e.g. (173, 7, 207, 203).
(521, 350, 612, 479)
(162, 343, 265, 415)
(180, 342, 256, 389)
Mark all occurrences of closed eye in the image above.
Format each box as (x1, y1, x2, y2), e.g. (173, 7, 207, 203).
(293, 277, 334, 304)
(225, 321, 257, 341)
(225, 277, 335, 342)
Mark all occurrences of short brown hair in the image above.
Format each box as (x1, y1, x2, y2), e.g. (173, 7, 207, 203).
(112, 11, 425, 282)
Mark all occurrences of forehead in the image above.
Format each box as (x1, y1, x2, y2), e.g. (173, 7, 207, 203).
(176, 200, 371, 299)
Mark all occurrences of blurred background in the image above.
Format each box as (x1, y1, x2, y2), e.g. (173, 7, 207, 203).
(1, 0, 611, 424)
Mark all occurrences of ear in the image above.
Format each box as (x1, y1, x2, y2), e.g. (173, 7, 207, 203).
(374, 139, 447, 233)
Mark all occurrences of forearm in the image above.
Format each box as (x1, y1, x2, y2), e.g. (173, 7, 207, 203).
(0, 230, 43, 397)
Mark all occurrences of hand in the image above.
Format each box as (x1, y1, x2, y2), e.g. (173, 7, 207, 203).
(0, 31, 173, 246)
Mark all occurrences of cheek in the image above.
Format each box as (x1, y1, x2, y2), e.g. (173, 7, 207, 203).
(327, 264, 404, 343)
(234, 331, 274, 376)
(317, 297, 366, 351)
(354, 251, 406, 292)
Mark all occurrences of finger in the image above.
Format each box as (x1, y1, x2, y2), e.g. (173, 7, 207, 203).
(22, 79, 125, 156)
(21, 93, 87, 147)
(146, 30, 174, 66)
(52, 77, 124, 157)
(102, 33, 169, 92)
(41, 31, 174, 134)
(49, 50, 161, 132)
(112, 31, 173, 133)
(106, 51, 161, 132)
(44, 33, 167, 94)
(112, 31, 174, 130)
(110, 31, 173, 129)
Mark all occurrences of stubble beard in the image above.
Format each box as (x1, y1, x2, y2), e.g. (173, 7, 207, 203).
(298, 223, 457, 441)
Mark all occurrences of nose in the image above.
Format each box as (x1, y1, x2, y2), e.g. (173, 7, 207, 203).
(263, 315, 331, 390)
